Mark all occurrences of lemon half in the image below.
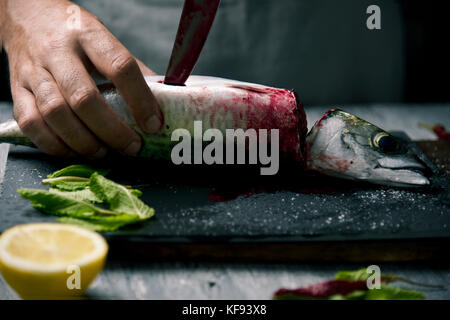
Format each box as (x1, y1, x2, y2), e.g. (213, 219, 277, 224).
(0, 223, 108, 299)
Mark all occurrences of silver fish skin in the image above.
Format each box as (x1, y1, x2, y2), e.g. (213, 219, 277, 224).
(306, 109, 430, 187)
(0, 75, 305, 161)
(0, 77, 431, 187)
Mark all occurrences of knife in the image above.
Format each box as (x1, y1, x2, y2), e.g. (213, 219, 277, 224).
(164, 0, 221, 85)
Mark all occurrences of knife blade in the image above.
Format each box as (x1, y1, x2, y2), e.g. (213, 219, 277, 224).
(164, 0, 220, 85)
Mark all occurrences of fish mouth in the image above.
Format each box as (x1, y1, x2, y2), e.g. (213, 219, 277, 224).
(374, 157, 430, 187)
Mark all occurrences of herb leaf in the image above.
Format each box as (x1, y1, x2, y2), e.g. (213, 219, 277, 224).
(47, 164, 109, 179)
(49, 187, 103, 204)
(89, 173, 154, 219)
(17, 188, 115, 217)
(56, 214, 142, 232)
(43, 177, 90, 191)
(335, 268, 370, 282)
(274, 282, 424, 300)
(359, 285, 424, 300)
(18, 165, 154, 232)
(274, 268, 427, 300)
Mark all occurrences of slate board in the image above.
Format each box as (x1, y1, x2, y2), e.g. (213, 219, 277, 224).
(0, 139, 449, 262)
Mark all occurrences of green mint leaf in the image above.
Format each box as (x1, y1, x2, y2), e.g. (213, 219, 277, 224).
(49, 187, 103, 204)
(89, 173, 154, 219)
(307, 286, 424, 300)
(17, 188, 115, 217)
(335, 269, 442, 289)
(56, 214, 142, 232)
(347, 285, 424, 300)
(47, 164, 109, 179)
(335, 269, 370, 282)
(19, 165, 154, 232)
(328, 290, 367, 300)
(56, 217, 112, 232)
(130, 189, 143, 197)
(43, 178, 90, 191)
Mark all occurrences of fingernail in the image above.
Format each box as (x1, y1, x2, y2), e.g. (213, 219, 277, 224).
(145, 115, 162, 134)
(124, 140, 141, 156)
(92, 147, 108, 159)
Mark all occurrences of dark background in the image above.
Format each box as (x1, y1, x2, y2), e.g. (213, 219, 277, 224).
(402, 1, 450, 103)
(1, 0, 449, 104)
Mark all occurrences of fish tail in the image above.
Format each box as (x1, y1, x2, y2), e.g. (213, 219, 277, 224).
(0, 120, 34, 147)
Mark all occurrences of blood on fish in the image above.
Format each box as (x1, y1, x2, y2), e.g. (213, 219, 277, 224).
(225, 84, 305, 162)
(313, 153, 352, 173)
(181, 83, 306, 163)
(316, 108, 338, 127)
(432, 124, 450, 140)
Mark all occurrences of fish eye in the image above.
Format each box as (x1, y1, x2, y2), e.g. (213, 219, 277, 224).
(373, 132, 399, 153)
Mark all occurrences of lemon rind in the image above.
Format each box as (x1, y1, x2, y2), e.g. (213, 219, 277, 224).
(0, 223, 108, 274)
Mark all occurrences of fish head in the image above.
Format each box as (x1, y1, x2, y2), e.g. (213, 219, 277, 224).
(306, 109, 431, 187)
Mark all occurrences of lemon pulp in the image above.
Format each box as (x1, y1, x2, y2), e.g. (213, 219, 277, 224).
(0, 223, 108, 299)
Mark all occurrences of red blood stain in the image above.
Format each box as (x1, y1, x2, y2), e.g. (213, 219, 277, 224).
(224, 84, 307, 164)
(316, 108, 338, 127)
(432, 124, 450, 140)
(316, 153, 352, 173)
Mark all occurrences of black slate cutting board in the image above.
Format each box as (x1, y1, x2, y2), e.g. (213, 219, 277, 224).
(1, 142, 449, 262)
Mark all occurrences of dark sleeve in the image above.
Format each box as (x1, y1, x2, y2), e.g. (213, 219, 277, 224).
(402, 0, 450, 102)
(0, 50, 11, 102)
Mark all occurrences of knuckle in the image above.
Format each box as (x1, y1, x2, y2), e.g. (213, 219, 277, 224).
(17, 114, 40, 134)
(110, 53, 137, 77)
(59, 71, 81, 93)
(18, 63, 35, 78)
(39, 97, 66, 121)
(46, 38, 66, 51)
(84, 14, 104, 29)
(37, 38, 66, 57)
(69, 87, 98, 111)
(34, 79, 55, 103)
(13, 100, 28, 119)
(79, 21, 104, 44)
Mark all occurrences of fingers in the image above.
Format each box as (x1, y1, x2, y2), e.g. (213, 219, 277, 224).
(12, 86, 72, 157)
(24, 67, 108, 159)
(78, 25, 163, 134)
(44, 55, 143, 156)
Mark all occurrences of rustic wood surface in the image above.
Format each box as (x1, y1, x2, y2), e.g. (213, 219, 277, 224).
(1, 261, 449, 300)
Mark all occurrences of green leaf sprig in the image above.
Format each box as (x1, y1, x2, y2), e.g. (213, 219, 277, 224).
(273, 268, 441, 300)
(18, 164, 154, 232)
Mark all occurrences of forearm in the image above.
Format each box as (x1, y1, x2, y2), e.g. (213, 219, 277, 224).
(0, 0, 6, 45)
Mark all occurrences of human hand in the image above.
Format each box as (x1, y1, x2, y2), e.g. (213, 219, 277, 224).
(1, 0, 162, 158)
